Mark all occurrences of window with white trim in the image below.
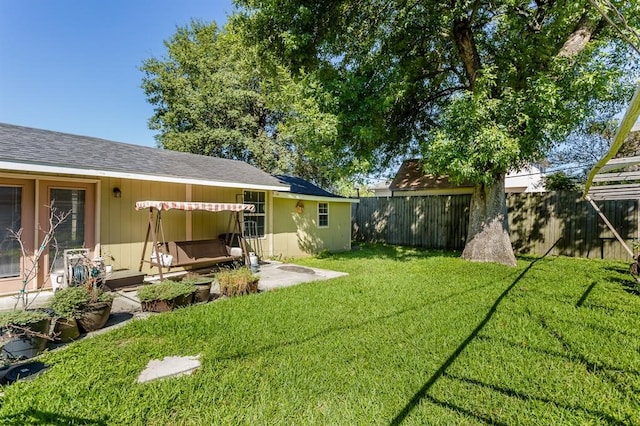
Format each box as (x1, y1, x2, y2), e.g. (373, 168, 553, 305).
(244, 190, 266, 238)
(318, 202, 329, 228)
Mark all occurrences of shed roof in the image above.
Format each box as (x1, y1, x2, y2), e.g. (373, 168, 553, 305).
(0, 123, 289, 191)
(273, 175, 341, 198)
(389, 159, 475, 191)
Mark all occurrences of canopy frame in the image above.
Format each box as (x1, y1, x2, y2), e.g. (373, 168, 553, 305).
(582, 81, 640, 259)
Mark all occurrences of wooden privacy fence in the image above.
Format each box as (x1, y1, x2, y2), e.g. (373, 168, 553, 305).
(352, 193, 639, 260)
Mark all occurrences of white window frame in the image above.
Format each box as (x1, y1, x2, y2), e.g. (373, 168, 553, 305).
(243, 190, 266, 239)
(318, 202, 329, 228)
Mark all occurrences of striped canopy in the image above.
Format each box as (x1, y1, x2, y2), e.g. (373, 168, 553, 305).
(135, 201, 255, 212)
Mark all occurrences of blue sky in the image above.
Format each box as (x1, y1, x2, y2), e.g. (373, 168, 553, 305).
(0, 0, 234, 147)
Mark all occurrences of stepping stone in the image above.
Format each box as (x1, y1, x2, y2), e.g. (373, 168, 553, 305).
(137, 355, 201, 383)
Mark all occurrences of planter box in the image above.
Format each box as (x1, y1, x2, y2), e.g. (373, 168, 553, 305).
(140, 293, 193, 313)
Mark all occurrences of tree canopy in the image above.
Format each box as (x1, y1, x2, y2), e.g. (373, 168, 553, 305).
(236, 0, 638, 181)
(236, 0, 640, 265)
(141, 20, 349, 188)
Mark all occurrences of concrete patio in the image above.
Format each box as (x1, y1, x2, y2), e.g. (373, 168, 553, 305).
(0, 260, 348, 316)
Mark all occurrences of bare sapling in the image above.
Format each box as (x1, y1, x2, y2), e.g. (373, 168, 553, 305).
(9, 202, 71, 310)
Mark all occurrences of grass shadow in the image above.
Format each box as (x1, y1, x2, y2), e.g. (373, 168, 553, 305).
(576, 281, 597, 308)
(332, 242, 461, 262)
(0, 410, 107, 425)
(214, 276, 502, 364)
(422, 394, 509, 426)
(443, 372, 629, 425)
(389, 244, 557, 425)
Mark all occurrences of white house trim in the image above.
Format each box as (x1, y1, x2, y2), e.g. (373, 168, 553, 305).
(0, 161, 289, 192)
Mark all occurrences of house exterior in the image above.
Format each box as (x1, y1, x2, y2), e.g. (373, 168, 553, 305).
(387, 159, 546, 196)
(369, 180, 393, 197)
(0, 123, 350, 295)
(271, 175, 358, 257)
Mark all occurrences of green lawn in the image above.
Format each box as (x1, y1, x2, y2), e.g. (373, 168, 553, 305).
(1, 244, 639, 425)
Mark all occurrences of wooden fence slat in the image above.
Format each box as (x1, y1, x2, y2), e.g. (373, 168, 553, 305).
(353, 192, 636, 260)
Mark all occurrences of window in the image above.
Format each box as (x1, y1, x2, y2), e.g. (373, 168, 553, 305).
(0, 187, 22, 278)
(244, 191, 266, 238)
(50, 188, 86, 271)
(318, 202, 329, 228)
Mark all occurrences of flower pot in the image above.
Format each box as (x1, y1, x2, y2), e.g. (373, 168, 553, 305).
(173, 292, 193, 308)
(53, 317, 80, 342)
(193, 280, 213, 303)
(77, 301, 112, 333)
(1, 317, 51, 361)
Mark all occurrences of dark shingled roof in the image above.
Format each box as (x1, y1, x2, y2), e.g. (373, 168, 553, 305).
(389, 159, 475, 191)
(273, 175, 341, 198)
(0, 123, 288, 190)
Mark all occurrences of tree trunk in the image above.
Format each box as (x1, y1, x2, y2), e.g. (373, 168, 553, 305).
(462, 175, 517, 267)
(452, 17, 481, 88)
(558, 12, 601, 58)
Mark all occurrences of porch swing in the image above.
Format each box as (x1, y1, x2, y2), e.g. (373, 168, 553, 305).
(135, 201, 255, 280)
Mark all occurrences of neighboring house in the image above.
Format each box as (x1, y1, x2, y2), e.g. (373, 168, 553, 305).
(272, 175, 359, 257)
(368, 180, 393, 197)
(388, 159, 546, 196)
(0, 123, 351, 295)
(504, 164, 546, 193)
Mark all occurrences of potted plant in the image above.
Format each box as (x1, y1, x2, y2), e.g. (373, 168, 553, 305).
(181, 272, 214, 303)
(137, 281, 196, 312)
(76, 286, 115, 333)
(48, 285, 115, 336)
(216, 267, 259, 297)
(0, 310, 52, 361)
(48, 287, 84, 341)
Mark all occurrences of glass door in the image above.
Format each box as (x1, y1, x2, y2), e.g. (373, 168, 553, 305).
(49, 188, 87, 272)
(0, 186, 22, 278)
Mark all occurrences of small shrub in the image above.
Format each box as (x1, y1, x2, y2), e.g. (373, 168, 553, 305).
(137, 281, 196, 302)
(217, 267, 259, 297)
(0, 310, 50, 328)
(48, 287, 115, 319)
(315, 249, 332, 259)
(49, 287, 88, 319)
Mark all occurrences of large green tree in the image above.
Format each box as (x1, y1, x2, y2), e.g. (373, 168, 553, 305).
(236, 0, 639, 265)
(141, 20, 346, 187)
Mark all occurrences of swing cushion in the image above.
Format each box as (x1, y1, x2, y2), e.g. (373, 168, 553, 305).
(161, 239, 239, 267)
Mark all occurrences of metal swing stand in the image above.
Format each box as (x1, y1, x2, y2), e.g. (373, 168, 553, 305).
(135, 201, 255, 281)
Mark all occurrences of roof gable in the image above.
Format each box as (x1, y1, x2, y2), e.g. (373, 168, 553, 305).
(389, 159, 475, 191)
(0, 123, 288, 191)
